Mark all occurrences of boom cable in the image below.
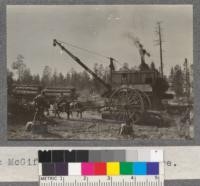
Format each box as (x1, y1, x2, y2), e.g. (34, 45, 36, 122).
(57, 40, 109, 59)
(56, 39, 124, 66)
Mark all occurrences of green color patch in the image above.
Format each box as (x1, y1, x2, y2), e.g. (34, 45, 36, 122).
(120, 162, 133, 175)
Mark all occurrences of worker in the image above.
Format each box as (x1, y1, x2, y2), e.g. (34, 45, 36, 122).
(58, 93, 66, 110)
(65, 101, 71, 119)
(33, 90, 48, 123)
(119, 117, 134, 137)
(54, 93, 65, 118)
(180, 105, 194, 139)
(57, 92, 64, 104)
(53, 101, 61, 118)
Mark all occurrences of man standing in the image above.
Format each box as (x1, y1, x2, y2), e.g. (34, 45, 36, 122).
(60, 93, 72, 120)
(56, 93, 65, 108)
(53, 93, 65, 118)
(65, 101, 71, 119)
(33, 90, 48, 123)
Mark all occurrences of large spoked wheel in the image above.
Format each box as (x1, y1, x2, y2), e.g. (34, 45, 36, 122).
(138, 90, 151, 110)
(109, 87, 151, 124)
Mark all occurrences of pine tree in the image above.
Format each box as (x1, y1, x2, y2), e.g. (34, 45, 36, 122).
(12, 54, 26, 82)
(41, 66, 52, 86)
(172, 65, 184, 97)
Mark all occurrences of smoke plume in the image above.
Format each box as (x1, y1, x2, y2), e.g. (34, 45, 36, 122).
(124, 32, 142, 49)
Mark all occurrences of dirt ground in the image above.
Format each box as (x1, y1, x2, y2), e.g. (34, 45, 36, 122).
(7, 111, 192, 140)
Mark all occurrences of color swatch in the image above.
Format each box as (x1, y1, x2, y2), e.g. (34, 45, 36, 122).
(133, 162, 147, 175)
(107, 162, 120, 175)
(82, 163, 94, 175)
(94, 162, 106, 175)
(39, 150, 162, 176)
(40, 162, 160, 176)
(120, 162, 133, 175)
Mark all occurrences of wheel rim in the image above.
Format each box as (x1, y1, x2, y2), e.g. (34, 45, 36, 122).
(109, 87, 145, 123)
(138, 91, 151, 110)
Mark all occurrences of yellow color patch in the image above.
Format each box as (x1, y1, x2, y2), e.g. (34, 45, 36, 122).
(106, 162, 120, 175)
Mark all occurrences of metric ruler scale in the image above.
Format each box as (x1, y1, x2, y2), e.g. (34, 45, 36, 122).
(39, 176, 164, 186)
(38, 150, 164, 186)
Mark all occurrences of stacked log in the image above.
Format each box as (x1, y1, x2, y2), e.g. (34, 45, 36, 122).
(43, 87, 78, 102)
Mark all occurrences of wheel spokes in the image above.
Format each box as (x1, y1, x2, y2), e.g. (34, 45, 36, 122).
(109, 87, 146, 123)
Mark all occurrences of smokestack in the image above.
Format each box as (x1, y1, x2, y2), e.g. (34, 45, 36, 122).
(125, 32, 150, 70)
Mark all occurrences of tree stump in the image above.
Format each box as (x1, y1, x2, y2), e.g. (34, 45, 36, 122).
(31, 123, 48, 134)
(119, 123, 134, 136)
(25, 121, 48, 134)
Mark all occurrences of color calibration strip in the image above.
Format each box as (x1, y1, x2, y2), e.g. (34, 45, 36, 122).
(39, 161, 160, 176)
(38, 150, 163, 176)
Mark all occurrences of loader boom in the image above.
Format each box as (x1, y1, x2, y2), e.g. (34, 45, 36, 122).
(53, 39, 111, 91)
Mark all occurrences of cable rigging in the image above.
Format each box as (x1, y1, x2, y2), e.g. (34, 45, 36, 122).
(56, 39, 130, 67)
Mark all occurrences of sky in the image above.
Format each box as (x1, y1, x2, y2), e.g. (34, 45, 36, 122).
(7, 5, 193, 77)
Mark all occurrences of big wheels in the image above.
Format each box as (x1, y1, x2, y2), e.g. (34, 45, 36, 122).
(109, 87, 151, 123)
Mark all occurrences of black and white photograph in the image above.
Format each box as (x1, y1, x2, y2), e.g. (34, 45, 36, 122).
(7, 5, 193, 140)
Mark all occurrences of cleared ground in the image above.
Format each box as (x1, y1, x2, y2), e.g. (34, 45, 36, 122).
(7, 110, 192, 140)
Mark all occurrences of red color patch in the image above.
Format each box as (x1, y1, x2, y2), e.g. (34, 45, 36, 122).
(94, 162, 106, 175)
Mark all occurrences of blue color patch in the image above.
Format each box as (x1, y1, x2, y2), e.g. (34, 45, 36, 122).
(133, 162, 147, 175)
(147, 162, 159, 175)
